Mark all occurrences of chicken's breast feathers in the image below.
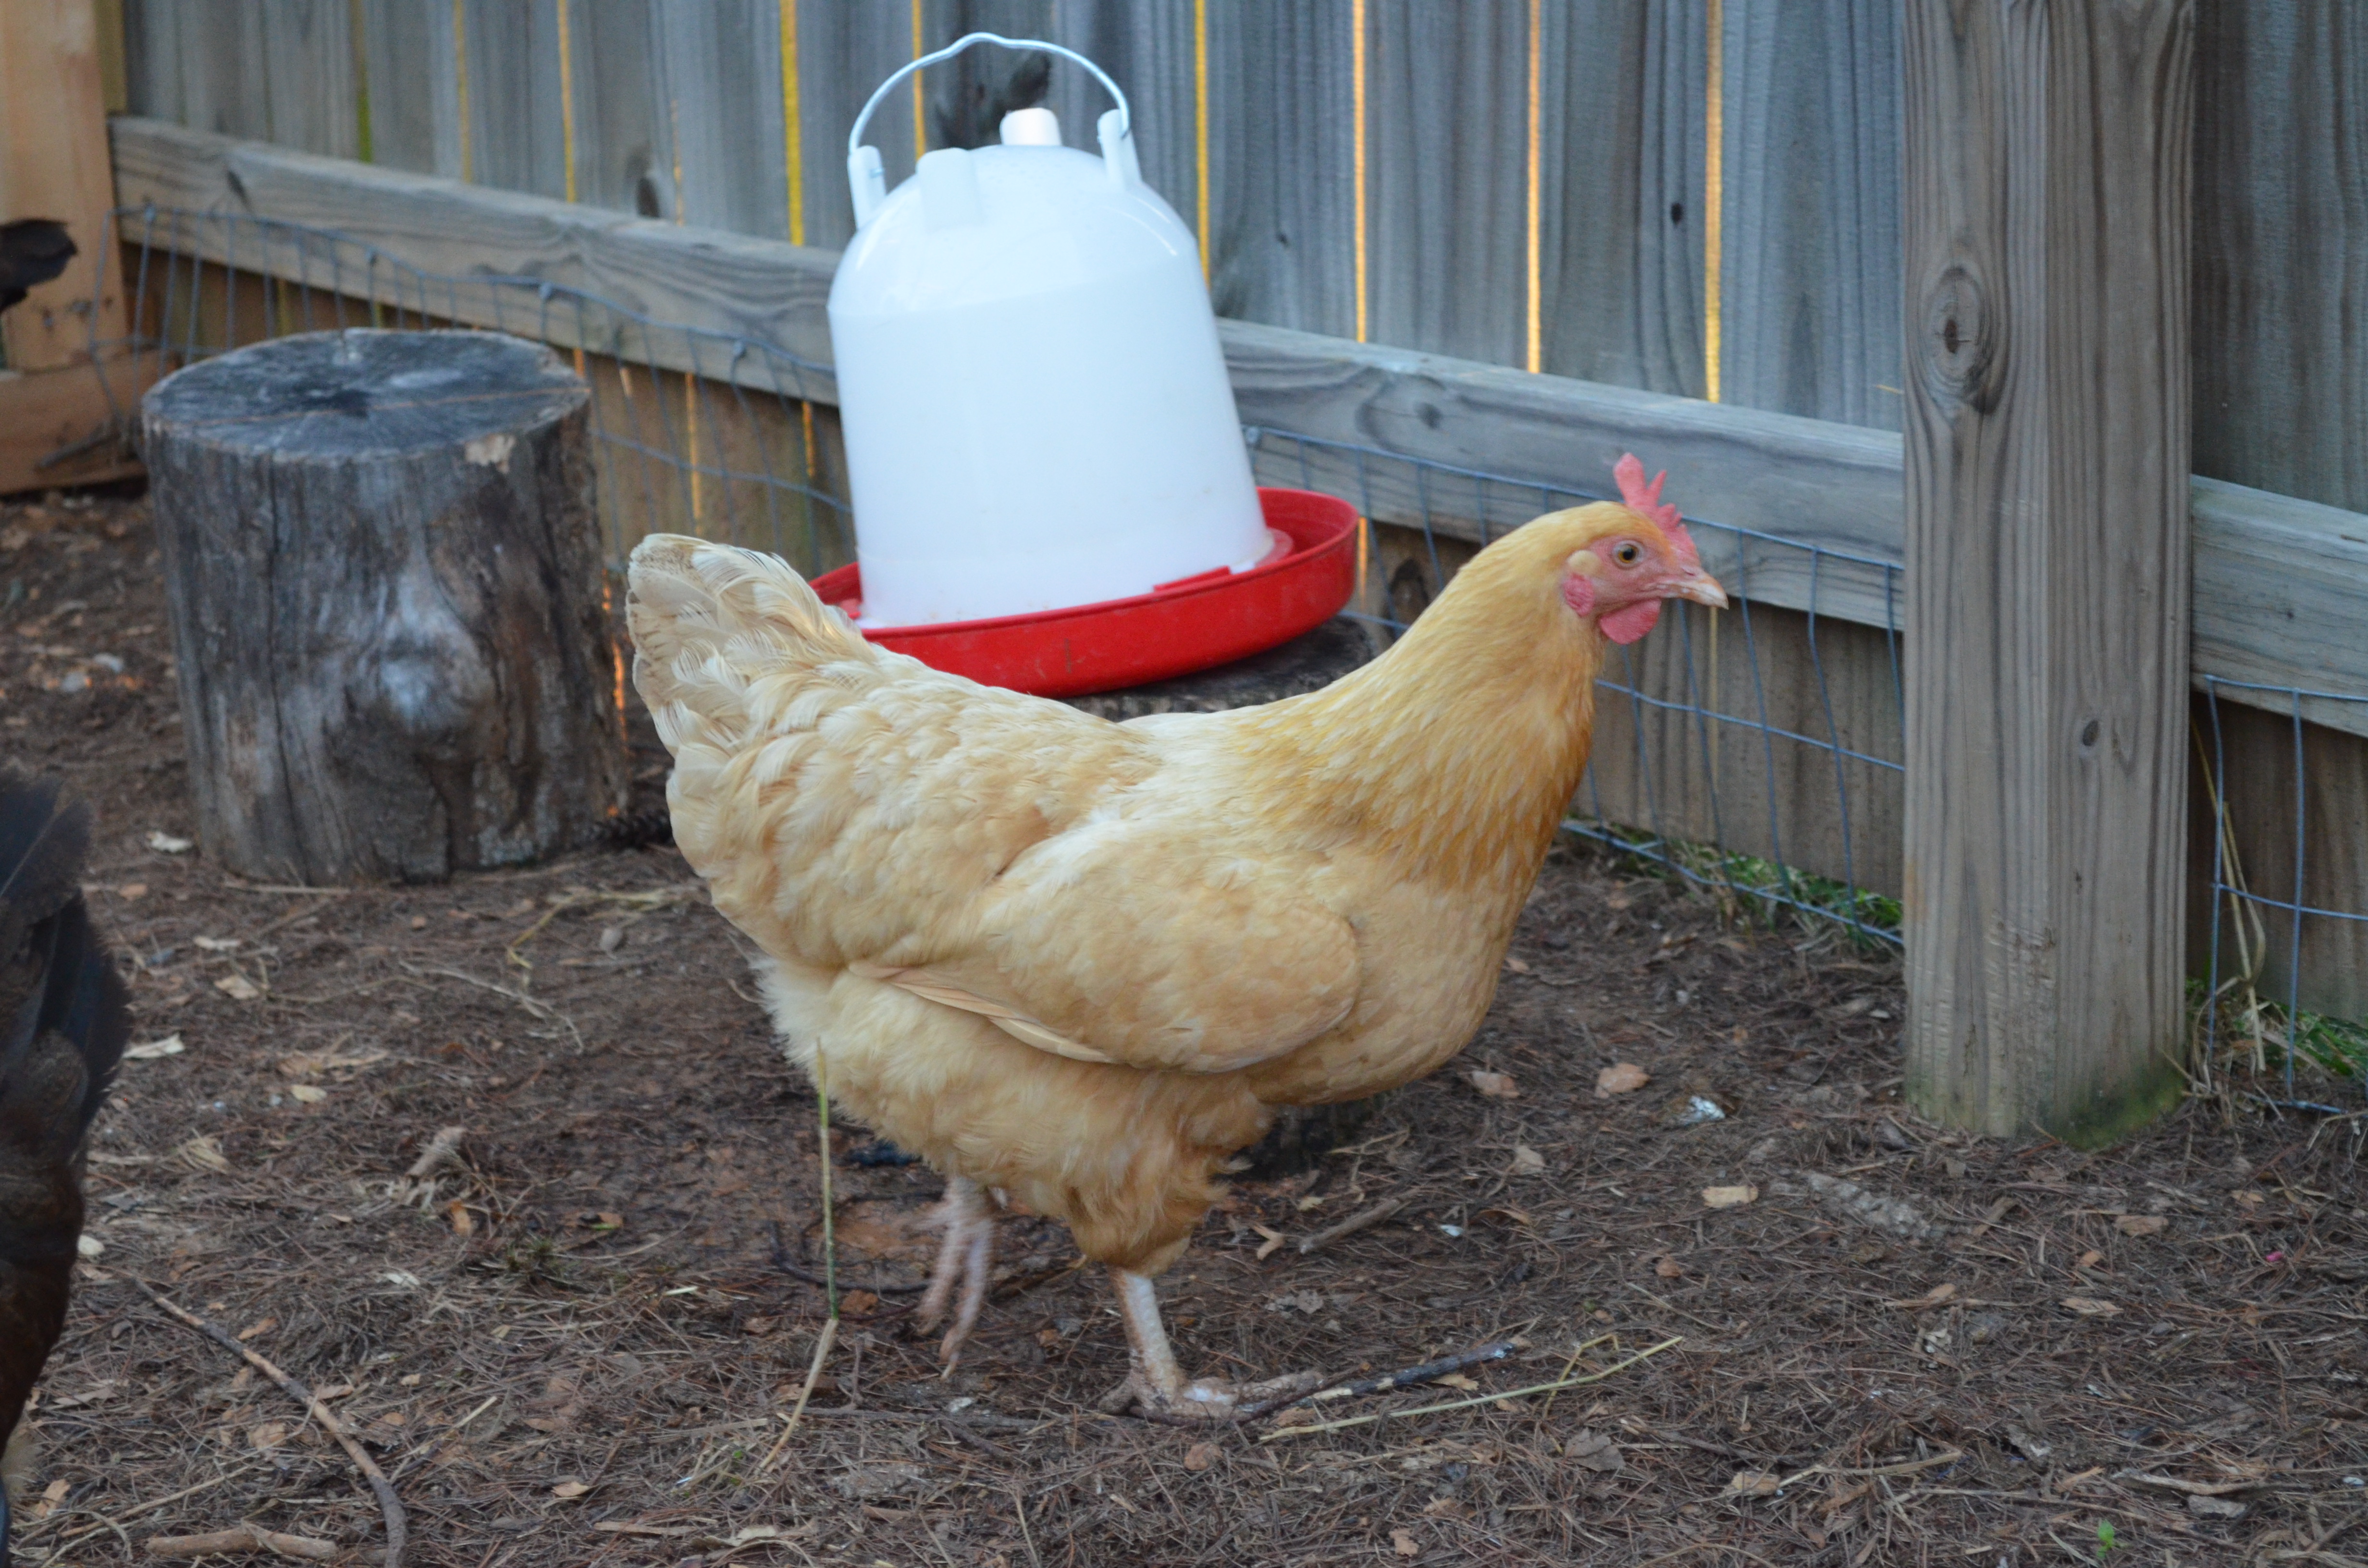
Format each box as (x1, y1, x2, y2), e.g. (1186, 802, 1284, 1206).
(627, 536, 1359, 1075)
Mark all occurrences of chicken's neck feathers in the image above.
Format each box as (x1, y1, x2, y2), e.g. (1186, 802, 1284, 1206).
(1232, 576, 1602, 894)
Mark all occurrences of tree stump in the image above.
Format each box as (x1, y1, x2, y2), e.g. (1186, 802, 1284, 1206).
(144, 329, 626, 884)
(1060, 614, 1381, 723)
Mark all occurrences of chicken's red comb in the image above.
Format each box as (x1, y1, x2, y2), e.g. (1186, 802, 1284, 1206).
(1614, 452, 1699, 568)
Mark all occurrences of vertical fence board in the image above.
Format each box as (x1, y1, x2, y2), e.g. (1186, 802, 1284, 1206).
(255, 0, 356, 159)
(1200, 0, 1356, 338)
(352, 0, 455, 176)
(566, 1, 663, 218)
(1044, 0, 1192, 212)
(1536, 0, 1704, 395)
(119, 0, 185, 122)
(2193, 3, 2368, 514)
(1718, 0, 1899, 430)
(654, 1, 787, 237)
(172, 0, 271, 143)
(457, 0, 563, 199)
(924, 0, 1053, 148)
(791, 0, 918, 254)
(1901, 0, 2195, 1142)
(1365, 0, 1526, 366)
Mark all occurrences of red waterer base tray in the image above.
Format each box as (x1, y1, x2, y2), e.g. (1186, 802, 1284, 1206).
(810, 488, 1360, 698)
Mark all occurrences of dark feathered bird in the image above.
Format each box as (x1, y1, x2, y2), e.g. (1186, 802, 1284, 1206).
(0, 769, 127, 1550)
(0, 220, 77, 317)
(931, 50, 1053, 151)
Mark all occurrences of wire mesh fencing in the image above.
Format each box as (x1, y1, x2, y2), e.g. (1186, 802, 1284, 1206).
(2195, 679, 2368, 1102)
(63, 204, 2368, 1076)
(1244, 429, 1907, 951)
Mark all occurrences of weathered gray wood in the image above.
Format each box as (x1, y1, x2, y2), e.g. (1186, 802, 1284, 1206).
(173, 0, 271, 143)
(1365, 1, 1526, 367)
(1044, 0, 1193, 226)
(2190, 477, 2368, 732)
(1718, 0, 1901, 429)
(921, 1, 1059, 157)
(142, 329, 627, 884)
(352, 0, 458, 176)
(789, 0, 919, 254)
(456, 0, 564, 199)
(654, 1, 790, 238)
(1900, 0, 2195, 1142)
(564, 0, 663, 218)
(118, 0, 185, 123)
(1536, 1, 1705, 394)
(1204, 0, 1358, 337)
(1224, 320, 1909, 628)
(110, 116, 843, 389)
(104, 116, 2368, 732)
(255, 0, 358, 160)
(2192, 2, 2368, 514)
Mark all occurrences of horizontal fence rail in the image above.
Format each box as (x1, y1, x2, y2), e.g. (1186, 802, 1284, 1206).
(105, 117, 2368, 739)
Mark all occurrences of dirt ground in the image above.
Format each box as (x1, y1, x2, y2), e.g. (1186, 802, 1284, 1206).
(4, 488, 2365, 1568)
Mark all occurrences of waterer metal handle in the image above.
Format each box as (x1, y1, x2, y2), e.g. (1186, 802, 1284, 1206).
(846, 33, 1136, 228)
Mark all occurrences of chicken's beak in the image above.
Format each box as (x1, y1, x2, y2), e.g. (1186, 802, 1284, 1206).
(1670, 568, 1729, 610)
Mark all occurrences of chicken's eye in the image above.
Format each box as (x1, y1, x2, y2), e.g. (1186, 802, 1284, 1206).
(1612, 541, 1643, 567)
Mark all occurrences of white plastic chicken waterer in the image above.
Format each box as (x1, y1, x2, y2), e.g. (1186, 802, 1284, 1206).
(828, 34, 1272, 628)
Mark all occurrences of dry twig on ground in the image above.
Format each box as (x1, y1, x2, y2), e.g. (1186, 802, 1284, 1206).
(110, 1274, 407, 1568)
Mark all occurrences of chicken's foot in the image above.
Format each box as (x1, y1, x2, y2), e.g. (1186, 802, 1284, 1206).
(1095, 1266, 1322, 1422)
(915, 1176, 994, 1368)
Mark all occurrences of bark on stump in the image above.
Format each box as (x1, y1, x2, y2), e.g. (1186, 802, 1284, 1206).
(144, 329, 625, 884)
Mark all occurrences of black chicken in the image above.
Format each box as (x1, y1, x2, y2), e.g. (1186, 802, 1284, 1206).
(0, 768, 127, 1552)
(0, 220, 77, 317)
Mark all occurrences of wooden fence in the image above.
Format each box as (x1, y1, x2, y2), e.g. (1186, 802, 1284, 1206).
(63, 1, 2368, 1131)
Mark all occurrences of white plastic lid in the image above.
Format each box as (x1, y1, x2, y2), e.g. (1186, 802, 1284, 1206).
(999, 107, 1061, 146)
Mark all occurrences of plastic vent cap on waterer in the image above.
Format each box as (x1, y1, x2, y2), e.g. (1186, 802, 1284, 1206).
(827, 33, 1273, 628)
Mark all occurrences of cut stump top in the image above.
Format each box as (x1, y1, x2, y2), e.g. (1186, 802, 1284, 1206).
(142, 329, 586, 460)
(1062, 616, 1377, 722)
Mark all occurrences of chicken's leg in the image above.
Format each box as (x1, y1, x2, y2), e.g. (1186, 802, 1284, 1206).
(915, 1176, 994, 1367)
(1097, 1267, 1322, 1421)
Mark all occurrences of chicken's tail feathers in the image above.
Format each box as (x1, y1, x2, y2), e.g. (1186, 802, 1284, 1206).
(0, 767, 128, 1165)
(626, 533, 877, 752)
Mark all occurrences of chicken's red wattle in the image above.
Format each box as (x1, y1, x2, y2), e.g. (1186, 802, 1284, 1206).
(1598, 599, 1663, 644)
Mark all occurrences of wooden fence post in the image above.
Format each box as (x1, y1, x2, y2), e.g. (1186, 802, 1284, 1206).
(1900, 1, 2195, 1142)
(0, 0, 148, 494)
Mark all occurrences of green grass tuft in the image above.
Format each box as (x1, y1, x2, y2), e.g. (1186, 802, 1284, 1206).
(1565, 818, 1901, 951)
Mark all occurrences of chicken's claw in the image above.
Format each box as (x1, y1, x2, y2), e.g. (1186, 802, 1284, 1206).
(915, 1176, 995, 1369)
(1098, 1264, 1323, 1421)
(1095, 1368, 1326, 1424)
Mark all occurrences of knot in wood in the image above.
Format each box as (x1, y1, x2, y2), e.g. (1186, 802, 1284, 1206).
(1917, 263, 1998, 411)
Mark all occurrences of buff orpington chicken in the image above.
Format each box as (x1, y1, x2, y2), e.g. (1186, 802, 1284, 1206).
(628, 455, 1724, 1419)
